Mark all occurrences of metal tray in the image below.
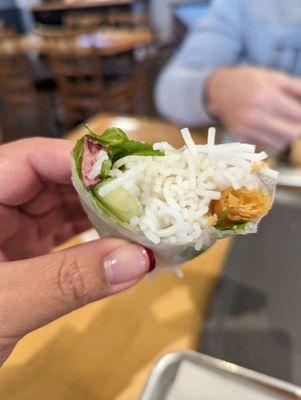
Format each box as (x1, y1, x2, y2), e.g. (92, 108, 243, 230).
(141, 350, 301, 400)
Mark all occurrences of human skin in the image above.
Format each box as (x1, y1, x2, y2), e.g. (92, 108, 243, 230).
(0, 138, 153, 366)
(206, 66, 301, 149)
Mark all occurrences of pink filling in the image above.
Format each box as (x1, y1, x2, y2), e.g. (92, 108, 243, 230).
(82, 135, 104, 189)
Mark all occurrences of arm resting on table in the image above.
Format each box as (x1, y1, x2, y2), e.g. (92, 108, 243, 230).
(155, 0, 244, 127)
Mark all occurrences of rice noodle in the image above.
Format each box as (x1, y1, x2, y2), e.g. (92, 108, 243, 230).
(95, 127, 277, 251)
(98, 164, 146, 196)
(88, 150, 108, 180)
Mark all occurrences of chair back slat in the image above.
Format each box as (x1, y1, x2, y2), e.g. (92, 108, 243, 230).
(42, 32, 103, 128)
(63, 12, 105, 31)
(107, 12, 150, 28)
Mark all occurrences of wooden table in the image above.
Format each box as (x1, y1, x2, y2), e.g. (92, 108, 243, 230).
(0, 114, 231, 400)
(20, 28, 153, 57)
(67, 113, 208, 145)
(31, 0, 133, 12)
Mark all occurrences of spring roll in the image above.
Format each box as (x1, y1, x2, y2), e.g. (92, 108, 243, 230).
(71, 125, 278, 272)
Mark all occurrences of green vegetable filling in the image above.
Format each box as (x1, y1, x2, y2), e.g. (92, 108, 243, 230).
(215, 210, 247, 233)
(84, 124, 164, 164)
(101, 159, 112, 178)
(80, 124, 165, 224)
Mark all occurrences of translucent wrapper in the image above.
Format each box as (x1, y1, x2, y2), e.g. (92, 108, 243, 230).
(71, 155, 277, 271)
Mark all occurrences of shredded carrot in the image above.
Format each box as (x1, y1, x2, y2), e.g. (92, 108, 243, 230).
(211, 188, 271, 222)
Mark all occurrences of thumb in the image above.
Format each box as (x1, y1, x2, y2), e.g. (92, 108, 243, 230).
(0, 238, 154, 344)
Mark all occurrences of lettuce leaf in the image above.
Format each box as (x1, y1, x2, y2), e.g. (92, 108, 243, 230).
(83, 124, 127, 146)
(109, 140, 164, 163)
(215, 209, 247, 233)
(71, 142, 130, 228)
(84, 124, 164, 163)
(216, 220, 247, 233)
(72, 137, 84, 179)
(72, 124, 164, 226)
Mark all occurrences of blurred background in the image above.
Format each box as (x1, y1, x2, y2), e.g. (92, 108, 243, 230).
(0, 0, 210, 142)
(2, 1, 301, 399)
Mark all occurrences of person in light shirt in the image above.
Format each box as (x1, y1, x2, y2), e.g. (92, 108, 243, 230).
(156, 0, 301, 149)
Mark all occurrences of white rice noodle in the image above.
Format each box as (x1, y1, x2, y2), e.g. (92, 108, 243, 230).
(184, 149, 197, 189)
(175, 267, 184, 278)
(195, 236, 204, 251)
(144, 230, 160, 244)
(113, 155, 147, 170)
(260, 168, 279, 180)
(235, 151, 267, 162)
(98, 127, 277, 249)
(163, 179, 181, 211)
(98, 164, 146, 196)
(88, 150, 108, 180)
(197, 189, 221, 200)
(181, 127, 198, 159)
(153, 141, 176, 151)
(109, 169, 124, 178)
(197, 143, 256, 155)
(207, 127, 216, 160)
(222, 170, 240, 190)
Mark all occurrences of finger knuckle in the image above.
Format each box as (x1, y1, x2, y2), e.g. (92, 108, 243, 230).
(56, 255, 94, 305)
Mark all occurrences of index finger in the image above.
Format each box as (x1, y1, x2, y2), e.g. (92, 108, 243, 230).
(278, 73, 301, 98)
(0, 138, 74, 206)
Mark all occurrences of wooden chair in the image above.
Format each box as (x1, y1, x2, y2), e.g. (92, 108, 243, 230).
(0, 37, 47, 140)
(107, 12, 150, 29)
(0, 27, 17, 43)
(0, 38, 33, 102)
(35, 24, 81, 45)
(63, 12, 105, 32)
(47, 38, 138, 129)
(47, 41, 102, 128)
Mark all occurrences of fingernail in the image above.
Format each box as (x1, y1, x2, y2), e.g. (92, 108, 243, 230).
(103, 244, 154, 285)
(143, 247, 156, 272)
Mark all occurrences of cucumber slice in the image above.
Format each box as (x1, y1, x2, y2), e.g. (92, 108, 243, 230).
(93, 185, 143, 223)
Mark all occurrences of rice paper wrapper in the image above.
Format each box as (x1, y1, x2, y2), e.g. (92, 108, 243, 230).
(217, 170, 277, 239)
(72, 158, 277, 270)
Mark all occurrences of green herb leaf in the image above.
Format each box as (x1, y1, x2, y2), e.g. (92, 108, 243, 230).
(101, 159, 112, 178)
(214, 209, 247, 233)
(84, 125, 128, 147)
(99, 127, 128, 147)
(83, 123, 98, 138)
(215, 209, 228, 229)
(109, 140, 164, 163)
(84, 124, 165, 164)
(216, 219, 247, 233)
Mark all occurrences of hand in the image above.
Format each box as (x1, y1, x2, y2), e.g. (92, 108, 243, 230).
(206, 66, 301, 149)
(0, 138, 153, 366)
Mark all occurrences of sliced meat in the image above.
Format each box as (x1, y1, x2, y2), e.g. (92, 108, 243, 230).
(82, 135, 104, 188)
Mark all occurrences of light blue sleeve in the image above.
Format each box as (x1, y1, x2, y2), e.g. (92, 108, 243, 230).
(155, 0, 245, 127)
